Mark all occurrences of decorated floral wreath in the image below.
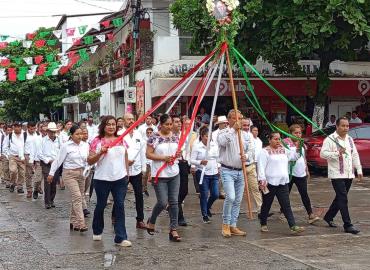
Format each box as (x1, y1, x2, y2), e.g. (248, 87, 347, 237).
(206, 0, 240, 25)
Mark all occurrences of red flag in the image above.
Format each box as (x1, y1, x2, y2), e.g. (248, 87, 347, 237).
(59, 66, 69, 75)
(0, 58, 10, 67)
(36, 63, 48, 76)
(66, 28, 76, 37)
(0, 42, 8, 50)
(107, 33, 114, 41)
(67, 51, 76, 58)
(69, 56, 80, 67)
(34, 55, 44, 64)
(26, 33, 36, 40)
(72, 38, 81, 46)
(34, 40, 46, 48)
(8, 68, 17, 82)
(101, 20, 111, 28)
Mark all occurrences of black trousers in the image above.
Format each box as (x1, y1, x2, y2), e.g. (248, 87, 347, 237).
(178, 160, 189, 221)
(324, 179, 353, 229)
(260, 184, 296, 228)
(129, 173, 144, 222)
(40, 161, 58, 205)
(281, 176, 313, 215)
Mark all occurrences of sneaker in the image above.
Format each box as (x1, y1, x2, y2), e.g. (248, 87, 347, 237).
(230, 226, 247, 236)
(207, 210, 213, 218)
(308, 214, 320, 224)
(93, 234, 102, 241)
(83, 209, 90, 217)
(33, 190, 38, 199)
(202, 216, 211, 224)
(290, 225, 305, 234)
(5, 184, 10, 188)
(51, 202, 56, 208)
(45, 204, 52, 209)
(9, 184, 15, 193)
(116, 240, 132, 247)
(17, 189, 24, 194)
(261, 225, 269, 232)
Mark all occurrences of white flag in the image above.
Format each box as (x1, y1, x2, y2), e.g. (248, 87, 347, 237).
(90, 45, 98, 54)
(96, 34, 106, 42)
(26, 73, 35, 80)
(0, 68, 6, 82)
(91, 23, 101, 31)
(23, 57, 33, 65)
(22, 40, 32, 48)
(52, 30, 63, 39)
(52, 66, 61, 76)
(29, 65, 38, 74)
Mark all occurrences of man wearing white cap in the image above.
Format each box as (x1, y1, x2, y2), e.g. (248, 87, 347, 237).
(212, 116, 228, 143)
(38, 122, 61, 209)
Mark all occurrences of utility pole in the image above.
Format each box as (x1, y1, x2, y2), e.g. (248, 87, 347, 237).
(126, 0, 142, 113)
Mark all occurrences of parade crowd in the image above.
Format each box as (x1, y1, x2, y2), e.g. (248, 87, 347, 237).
(0, 109, 363, 247)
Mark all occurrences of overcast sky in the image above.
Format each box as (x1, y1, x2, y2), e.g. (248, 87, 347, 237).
(0, 0, 126, 39)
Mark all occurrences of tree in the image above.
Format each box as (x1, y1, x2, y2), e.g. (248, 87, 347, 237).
(0, 27, 74, 121)
(170, 0, 370, 109)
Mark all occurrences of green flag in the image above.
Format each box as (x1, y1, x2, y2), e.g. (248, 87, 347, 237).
(13, 57, 23, 65)
(112, 18, 123, 27)
(0, 35, 9, 41)
(46, 54, 55, 62)
(10, 40, 20, 47)
(17, 67, 28, 81)
(39, 31, 50, 38)
(84, 36, 94, 45)
(78, 25, 88, 35)
(47, 39, 57, 46)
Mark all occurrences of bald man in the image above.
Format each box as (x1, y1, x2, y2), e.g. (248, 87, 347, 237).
(119, 113, 147, 229)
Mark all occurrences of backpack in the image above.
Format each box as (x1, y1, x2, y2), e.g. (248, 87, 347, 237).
(8, 132, 27, 148)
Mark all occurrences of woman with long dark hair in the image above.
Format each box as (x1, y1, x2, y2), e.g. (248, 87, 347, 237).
(146, 114, 182, 242)
(48, 125, 89, 232)
(87, 115, 131, 247)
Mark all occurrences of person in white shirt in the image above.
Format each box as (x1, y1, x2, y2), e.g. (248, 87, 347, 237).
(146, 114, 182, 242)
(48, 125, 89, 232)
(191, 126, 219, 224)
(88, 115, 131, 247)
(120, 113, 147, 230)
(241, 118, 262, 215)
(349, 111, 362, 124)
(325, 115, 336, 128)
(282, 124, 319, 224)
(4, 122, 26, 194)
(1, 125, 12, 188)
(23, 122, 39, 198)
(251, 126, 263, 162)
(39, 122, 61, 209)
(320, 117, 363, 234)
(258, 131, 305, 234)
(59, 120, 72, 145)
(143, 127, 154, 196)
(137, 115, 158, 138)
(86, 116, 98, 143)
(29, 126, 43, 199)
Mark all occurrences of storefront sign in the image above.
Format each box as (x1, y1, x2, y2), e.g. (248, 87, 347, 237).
(136, 80, 145, 117)
(125, 87, 136, 103)
(358, 80, 370, 96)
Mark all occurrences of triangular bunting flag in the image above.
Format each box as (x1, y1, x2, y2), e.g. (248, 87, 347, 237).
(78, 25, 88, 35)
(34, 55, 44, 64)
(47, 39, 58, 46)
(0, 42, 7, 50)
(0, 35, 9, 41)
(13, 58, 22, 65)
(66, 28, 76, 37)
(8, 68, 17, 82)
(0, 68, 6, 81)
(17, 67, 28, 81)
(67, 51, 76, 58)
(72, 38, 82, 46)
(52, 65, 62, 76)
(34, 40, 46, 48)
(36, 63, 47, 76)
(96, 34, 105, 42)
(84, 36, 94, 45)
(52, 30, 62, 39)
(91, 23, 100, 31)
(30, 65, 38, 73)
(26, 33, 36, 40)
(90, 45, 98, 54)
(46, 54, 55, 62)
(112, 18, 123, 27)
(9, 41, 20, 47)
(101, 20, 111, 28)
(39, 31, 51, 38)
(107, 33, 114, 41)
(23, 57, 33, 65)
(22, 40, 32, 48)
(0, 58, 10, 67)
(26, 73, 35, 80)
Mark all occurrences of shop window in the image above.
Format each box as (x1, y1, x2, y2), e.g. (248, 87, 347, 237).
(354, 127, 370, 139)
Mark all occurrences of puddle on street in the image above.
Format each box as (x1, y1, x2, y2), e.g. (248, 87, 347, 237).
(104, 253, 116, 268)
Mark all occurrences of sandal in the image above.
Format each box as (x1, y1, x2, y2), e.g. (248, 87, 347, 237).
(146, 219, 155, 235)
(169, 229, 181, 242)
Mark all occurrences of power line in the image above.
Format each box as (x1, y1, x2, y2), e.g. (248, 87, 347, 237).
(72, 0, 117, 11)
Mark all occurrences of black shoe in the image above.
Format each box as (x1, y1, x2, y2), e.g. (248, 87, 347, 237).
(144, 190, 149, 197)
(268, 213, 274, 217)
(207, 210, 213, 218)
(83, 209, 90, 217)
(17, 189, 24, 194)
(178, 219, 188, 226)
(33, 190, 38, 199)
(9, 184, 15, 193)
(202, 216, 211, 224)
(45, 204, 52, 209)
(5, 184, 10, 188)
(51, 202, 55, 208)
(323, 217, 337, 228)
(344, 226, 360, 235)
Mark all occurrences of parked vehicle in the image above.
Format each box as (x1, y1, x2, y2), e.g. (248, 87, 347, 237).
(305, 124, 370, 170)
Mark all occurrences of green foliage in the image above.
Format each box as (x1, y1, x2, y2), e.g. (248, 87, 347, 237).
(0, 27, 74, 121)
(77, 89, 102, 103)
(170, 0, 370, 105)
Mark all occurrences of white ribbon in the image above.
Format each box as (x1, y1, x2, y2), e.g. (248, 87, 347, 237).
(199, 53, 225, 185)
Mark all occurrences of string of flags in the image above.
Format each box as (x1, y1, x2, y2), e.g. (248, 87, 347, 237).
(0, 17, 127, 82)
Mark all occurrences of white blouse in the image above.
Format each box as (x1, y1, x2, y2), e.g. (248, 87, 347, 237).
(190, 140, 219, 175)
(257, 146, 300, 186)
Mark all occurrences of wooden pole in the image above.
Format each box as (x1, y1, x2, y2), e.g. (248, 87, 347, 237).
(225, 47, 253, 220)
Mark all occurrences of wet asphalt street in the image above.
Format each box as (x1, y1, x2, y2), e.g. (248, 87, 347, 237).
(0, 173, 370, 270)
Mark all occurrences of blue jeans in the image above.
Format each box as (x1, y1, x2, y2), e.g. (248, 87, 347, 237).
(150, 174, 180, 229)
(221, 168, 245, 227)
(197, 170, 219, 217)
(92, 177, 128, 243)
